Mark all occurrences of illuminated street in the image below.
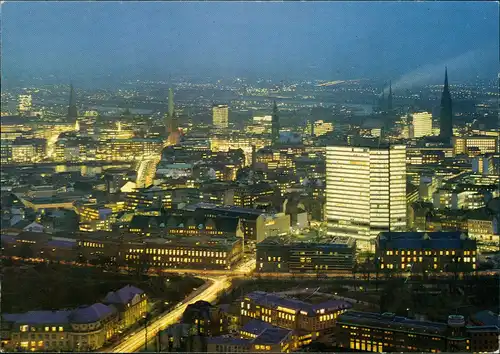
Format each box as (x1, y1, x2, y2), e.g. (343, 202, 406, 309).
(2, 3, 499, 354)
(104, 276, 231, 353)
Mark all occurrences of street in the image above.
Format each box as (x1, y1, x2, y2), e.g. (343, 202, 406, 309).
(104, 256, 255, 352)
(104, 276, 231, 353)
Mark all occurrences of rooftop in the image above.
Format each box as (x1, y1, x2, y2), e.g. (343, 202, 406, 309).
(241, 319, 281, 336)
(252, 328, 293, 345)
(103, 285, 145, 306)
(377, 231, 475, 250)
(337, 311, 448, 336)
(245, 291, 351, 316)
(2, 303, 115, 326)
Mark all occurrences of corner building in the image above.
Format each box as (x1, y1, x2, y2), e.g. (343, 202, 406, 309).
(326, 144, 406, 250)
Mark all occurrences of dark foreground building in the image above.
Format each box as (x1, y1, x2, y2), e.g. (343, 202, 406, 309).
(336, 311, 499, 353)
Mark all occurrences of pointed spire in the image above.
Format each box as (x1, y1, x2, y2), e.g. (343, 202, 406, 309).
(168, 88, 174, 119)
(439, 67, 453, 141)
(67, 82, 78, 120)
(271, 101, 280, 146)
(165, 88, 177, 136)
(387, 80, 393, 111)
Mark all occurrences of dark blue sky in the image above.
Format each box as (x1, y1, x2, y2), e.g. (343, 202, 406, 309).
(2, 2, 498, 85)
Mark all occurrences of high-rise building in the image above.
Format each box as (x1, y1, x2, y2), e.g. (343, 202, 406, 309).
(326, 143, 407, 250)
(213, 104, 229, 129)
(412, 112, 433, 138)
(67, 83, 78, 120)
(439, 67, 453, 141)
(271, 101, 280, 145)
(17, 95, 32, 115)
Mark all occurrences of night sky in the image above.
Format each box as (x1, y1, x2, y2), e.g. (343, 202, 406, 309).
(2, 2, 498, 85)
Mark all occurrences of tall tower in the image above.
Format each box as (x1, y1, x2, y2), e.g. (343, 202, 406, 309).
(67, 83, 78, 120)
(387, 81, 393, 111)
(165, 88, 177, 134)
(271, 101, 280, 145)
(326, 143, 407, 250)
(168, 88, 174, 119)
(439, 67, 453, 141)
(377, 87, 385, 112)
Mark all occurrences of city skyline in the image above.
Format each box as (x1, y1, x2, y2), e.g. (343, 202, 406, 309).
(2, 2, 498, 87)
(1, 2, 499, 354)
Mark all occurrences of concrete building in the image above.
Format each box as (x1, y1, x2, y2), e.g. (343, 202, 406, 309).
(453, 135, 499, 156)
(472, 154, 496, 176)
(336, 311, 499, 353)
(375, 231, 477, 273)
(239, 291, 351, 342)
(189, 203, 290, 243)
(103, 285, 148, 330)
(256, 236, 356, 274)
(213, 105, 229, 129)
(326, 143, 406, 250)
(411, 112, 433, 138)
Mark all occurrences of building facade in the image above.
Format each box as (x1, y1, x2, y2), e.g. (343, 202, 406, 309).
(256, 236, 355, 274)
(412, 112, 433, 138)
(213, 105, 229, 129)
(336, 311, 499, 353)
(326, 144, 407, 250)
(239, 291, 351, 341)
(375, 231, 477, 273)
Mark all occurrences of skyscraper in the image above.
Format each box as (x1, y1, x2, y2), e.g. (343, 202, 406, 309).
(67, 83, 78, 120)
(271, 101, 280, 145)
(439, 67, 453, 141)
(412, 112, 433, 138)
(326, 143, 407, 250)
(213, 104, 229, 129)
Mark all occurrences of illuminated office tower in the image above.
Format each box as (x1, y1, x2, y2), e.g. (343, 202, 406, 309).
(326, 144, 407, 250)
(412, 112, 433, 138)
(213, 104, 229, 129)
(17, 95, 32, 115)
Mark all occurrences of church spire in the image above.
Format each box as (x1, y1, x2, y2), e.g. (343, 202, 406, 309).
(387, 81, 393, 111)
(439, 67, 453, 141)
(67, 83, 78, 120)
(271, 100, 280, 146)
(165, 88, 177, 135)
